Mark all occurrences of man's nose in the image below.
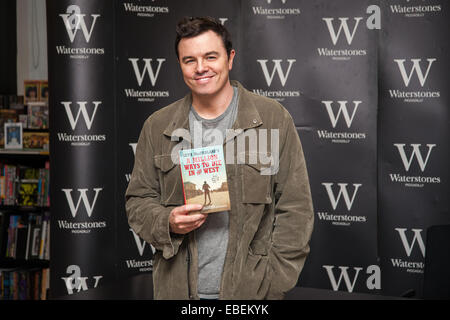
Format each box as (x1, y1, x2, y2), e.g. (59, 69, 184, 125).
(195, 59, 208, 73)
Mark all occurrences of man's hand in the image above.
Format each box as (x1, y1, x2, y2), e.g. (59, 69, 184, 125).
(169, 204, 206, 234)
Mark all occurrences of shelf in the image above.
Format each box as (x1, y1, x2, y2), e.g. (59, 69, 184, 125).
(0, 258, 49, 269)
(23, 128, 49, 132)
(0, 149, 49, 156)
(0, 205, 50, 213)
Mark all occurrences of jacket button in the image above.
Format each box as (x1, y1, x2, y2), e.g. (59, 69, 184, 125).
(252, 119, 257, 124)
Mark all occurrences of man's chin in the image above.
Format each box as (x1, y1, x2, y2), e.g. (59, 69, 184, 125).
(190, 87, 216, 97)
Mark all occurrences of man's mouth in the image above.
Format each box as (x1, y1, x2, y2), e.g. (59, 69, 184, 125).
(194, 74, 215, 83)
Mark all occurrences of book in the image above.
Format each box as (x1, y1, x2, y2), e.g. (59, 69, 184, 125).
(24, 80, 40, 105)
(0, 109, 17, 147)
(179, 145, 231, 214)
(23, 132, 49, 150)
(17, 180, 39, 206)
(27, 102, 48, 129)
(0, 212, 8, 257)
(29, 215, 43, 260)
(14, 216, 28, 260)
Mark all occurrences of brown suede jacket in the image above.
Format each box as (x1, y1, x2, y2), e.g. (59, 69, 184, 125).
(125, 80, 314, 300)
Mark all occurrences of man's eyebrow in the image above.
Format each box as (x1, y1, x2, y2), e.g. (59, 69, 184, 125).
(181, 56, 195, 63)
(181, 51, 220, 63)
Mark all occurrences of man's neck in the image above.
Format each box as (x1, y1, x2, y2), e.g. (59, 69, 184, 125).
(191, 82, 234, 119)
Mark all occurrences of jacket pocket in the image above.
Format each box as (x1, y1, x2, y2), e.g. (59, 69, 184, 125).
(241, 162, 272, 204)
(154, 154, 184, 206)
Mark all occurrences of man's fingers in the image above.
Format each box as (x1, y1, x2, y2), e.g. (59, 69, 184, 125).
(176, 204, 203, 214)
(174, 213, 206, 224)
(169, 205, 207, 234)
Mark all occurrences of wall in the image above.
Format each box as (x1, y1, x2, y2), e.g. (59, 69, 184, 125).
(17, 0, 48, 96)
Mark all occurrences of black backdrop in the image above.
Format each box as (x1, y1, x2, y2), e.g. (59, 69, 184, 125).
(46, 0, 449, 298)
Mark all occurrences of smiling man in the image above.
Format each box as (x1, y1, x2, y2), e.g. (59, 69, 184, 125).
(125, 17, 314, 300)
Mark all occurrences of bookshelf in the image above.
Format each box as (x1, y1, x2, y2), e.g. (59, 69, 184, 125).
(0, 94, 50, 300)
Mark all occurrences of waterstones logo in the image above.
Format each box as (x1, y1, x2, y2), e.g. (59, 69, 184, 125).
(318, 17, 367, 60)
(390, 1, 441, 18)
(58, 101, 106, 146)
(58, 188, 107, 234)
(317, 100, 367, 144)
(253, 59, 300, 102)
(57, 5, 104, 59)
(125, 58, 169, 102)
(125, 229, 155, 272)
(389, 58, 440, 103)
(61, 265, 103, 295)
(317, 5, 382, 61)
(389, 143, 440, 188)
(317, 183, 367, 227)
(390, 228, 425, 274)
(123, 1, 169, 18)
(323, 265, 381, 293)
(252, 0, 300, 19)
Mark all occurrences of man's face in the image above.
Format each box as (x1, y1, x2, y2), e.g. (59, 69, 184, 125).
(178, 30, 235, 98)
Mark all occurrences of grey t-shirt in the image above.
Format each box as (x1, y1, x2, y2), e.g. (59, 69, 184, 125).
(188, 86, 238, 299)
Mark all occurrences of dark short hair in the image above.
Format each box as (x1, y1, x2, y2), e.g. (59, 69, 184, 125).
(175, 16, 233, 60)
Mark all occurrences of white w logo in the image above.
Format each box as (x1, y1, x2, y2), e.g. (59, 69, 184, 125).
(322, 17, 363, 45)
(61, 101, 101, 130)
(321, 101, 362, 128)
(129, 229, 155, 256)
(62, 188, 103, 217)
(393, 143, 436, 172)
(129, 143, 137, 157)
(322, 183, 362, 211)
(257, 59, 296, 87)
(128, 58, 166, 87)
(394, 58, 436, 87)
(395, 228, 426, 258)
(59, 5, 100, 43)
(323, 266, 363, 293)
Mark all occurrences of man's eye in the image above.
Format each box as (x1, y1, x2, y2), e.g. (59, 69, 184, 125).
(207, 56, 217, 60)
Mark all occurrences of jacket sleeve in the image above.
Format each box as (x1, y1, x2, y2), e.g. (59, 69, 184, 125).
(125, 118, 184, 260)
(266, 112, 314, 299)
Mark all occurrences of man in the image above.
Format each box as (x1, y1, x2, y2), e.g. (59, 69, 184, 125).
(202, 181, 212, 206)
(125, 16, 313, 300)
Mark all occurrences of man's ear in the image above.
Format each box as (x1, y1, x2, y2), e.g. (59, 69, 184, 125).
(228, 49, 236, 70)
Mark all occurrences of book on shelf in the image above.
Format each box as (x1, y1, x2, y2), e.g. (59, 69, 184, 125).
(179, 145, 231, 214)
(0, 162, 50, 207)
(0, 212, 8, 258)
(0, 267, 49, 300)
(23, 131, 49, 150)
(2, 212, 49, 261)
(0, 109, 18, 148)
(27, 101, 48, 130)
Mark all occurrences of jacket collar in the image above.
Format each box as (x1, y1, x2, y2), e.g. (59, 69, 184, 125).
(163, 80, 263, 139)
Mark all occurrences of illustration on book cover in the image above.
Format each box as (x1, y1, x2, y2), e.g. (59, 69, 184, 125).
(179, 145, 231, 214)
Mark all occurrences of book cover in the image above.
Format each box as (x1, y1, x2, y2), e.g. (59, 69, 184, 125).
(179, 145, 231, 214)
(23, 132, 49, 150)
(24, 80, 40, 105)
(17, 180, 39, 206)
(27, 102, 48, 129)
(14, 217, 28, 260)
(0, 109, 17, 147)
(29, 220, 42, 260)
